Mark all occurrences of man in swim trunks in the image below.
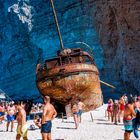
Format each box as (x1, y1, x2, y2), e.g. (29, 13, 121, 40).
(123, 98, 136, 140)
(6, 103, 16, 132)
(41, 96, 57, 140)
(16, 102, 28, 140)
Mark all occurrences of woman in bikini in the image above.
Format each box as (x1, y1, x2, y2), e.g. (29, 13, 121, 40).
(118, 97, 125, 123)
(107, 99, 113, 121)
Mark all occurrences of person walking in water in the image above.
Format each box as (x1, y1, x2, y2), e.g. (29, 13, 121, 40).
(77, 99, 85, 123)
(41, 96, 57, 140)
(16, 102, 28, 140)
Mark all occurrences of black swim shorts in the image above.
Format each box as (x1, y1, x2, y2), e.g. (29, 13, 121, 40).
(125, 130, 133, 133)
(41, 120, 52, 133)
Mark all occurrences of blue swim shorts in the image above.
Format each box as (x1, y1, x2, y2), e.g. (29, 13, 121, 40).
(78, 110, 83, 116)
(124, 120, 133, 133)
(41, 120, 52, 133)
(7, 115, 15, 122)
(0, 112, 4, 117)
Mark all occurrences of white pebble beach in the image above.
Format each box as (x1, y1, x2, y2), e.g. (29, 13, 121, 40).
(0, 104, 137, 140)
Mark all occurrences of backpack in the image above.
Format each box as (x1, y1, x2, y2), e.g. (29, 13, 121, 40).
(136, 110, 140, 124)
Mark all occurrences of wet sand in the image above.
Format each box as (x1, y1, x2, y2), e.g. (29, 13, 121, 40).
(0, 104, 137, 140)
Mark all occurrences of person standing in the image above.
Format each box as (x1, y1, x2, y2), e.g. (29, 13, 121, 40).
(6, 103, 16, 132)
(77, 99, 85, 123)
(0, 103, 5, 123)
(107, 99, 113, 121)
(16, 102, 28, 140)
(112, 100, 119, 125)
(118, 97, 125, 123)
(24, 100, 32, 121)
(133, 96, 140, 139)
(71, 102, 79, 129)
(41, 96, 57, 140)
(123, 98, 136, 140)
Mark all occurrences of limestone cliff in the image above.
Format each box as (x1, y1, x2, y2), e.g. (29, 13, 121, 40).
(0, 0, 139, 101)
(93, 0, 140, 96)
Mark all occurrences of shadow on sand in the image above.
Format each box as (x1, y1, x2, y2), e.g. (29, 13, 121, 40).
(56, 127, 76, 130)
(95, 119, 108, 122)
(115, 139, 136, 140)
(62, 121, 74, 124)
(37, 139, 64, 140)
(96, 122, 123, 126)
(54, 139, 65, 140)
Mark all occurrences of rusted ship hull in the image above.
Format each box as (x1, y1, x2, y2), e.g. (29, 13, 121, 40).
(36, 63, 103, 111)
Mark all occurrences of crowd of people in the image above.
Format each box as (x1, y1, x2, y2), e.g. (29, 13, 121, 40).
(0, 101, 29, 140)
(0, 97, 57, 140)
(0, 97, 86, 140)
(0, 94, 139, 140)
(106, 94, 140, 140)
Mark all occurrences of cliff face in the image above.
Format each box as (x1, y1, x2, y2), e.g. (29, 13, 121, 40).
(0, 0, 139, 101)
(94, 0, 140, 95)
(0, 0, 42, 100)
(0, 0, 103, 100)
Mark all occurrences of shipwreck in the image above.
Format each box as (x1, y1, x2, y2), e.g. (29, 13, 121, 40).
(36, 0, 103, 111)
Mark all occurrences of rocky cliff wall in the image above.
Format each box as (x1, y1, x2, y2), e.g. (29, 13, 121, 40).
(0, 0, 139, 101)
(93, 0, 140, 96)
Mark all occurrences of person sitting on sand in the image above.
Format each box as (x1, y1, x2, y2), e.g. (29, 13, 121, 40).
(71, 102, 79, 129)
(107, 99, 113, 121)
(123, 97, 136, 140)
(41, 96, 57, 140)
(15, 102, 28, 140)
(34, 115, 41, 128)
